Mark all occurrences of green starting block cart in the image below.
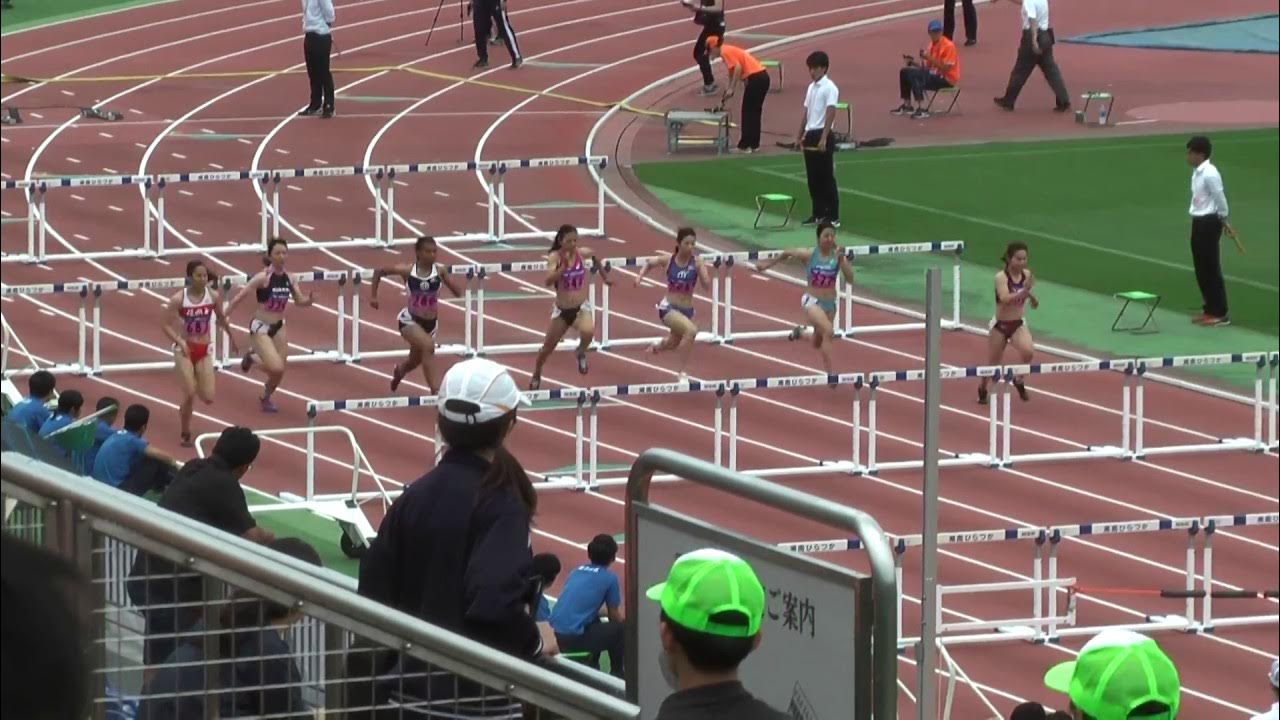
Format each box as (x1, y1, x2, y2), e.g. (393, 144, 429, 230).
(754, 193, 796, 229)
(1111, 290, 1161, 334)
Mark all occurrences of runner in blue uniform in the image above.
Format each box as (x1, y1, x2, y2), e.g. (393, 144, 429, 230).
(529, 224, 611, 390)
(369, 236, 464, 394)
(752, 221, 853, 376)
(978, 241, 1038, 405)
(634, 227, 711, 381)
(226, 238, 316, 413)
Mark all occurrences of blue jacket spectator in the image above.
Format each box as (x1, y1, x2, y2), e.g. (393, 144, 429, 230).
(530, 553, 561, 622)
(38, 390, 84, 439)
(550, 534, 624, 677)
(6, 370, 56, 434)
(84, 396, 120, 472)
(91, 404, 179, 496)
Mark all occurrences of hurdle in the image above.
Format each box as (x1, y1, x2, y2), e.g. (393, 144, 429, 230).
(0, 270, 355, 375)
(778, 512, 1279, 646)
(0, 155, 609, 264)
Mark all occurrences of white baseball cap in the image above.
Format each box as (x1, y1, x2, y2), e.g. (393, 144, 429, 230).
(438, 358, 530, 424)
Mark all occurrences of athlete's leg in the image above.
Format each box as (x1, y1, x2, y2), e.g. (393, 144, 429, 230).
(977, 327, 1008, 403)
(1009, 324, 1034, 401)
(573, 309, 595, 374)
(805, 304, 835, 375)
(174, 349, 198, 443)
(531, 315, 571, 388)
(665, 312, 699, 378)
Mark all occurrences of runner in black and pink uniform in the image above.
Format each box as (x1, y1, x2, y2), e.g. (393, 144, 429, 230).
(369, 236, 463, 394)
(529, 224, 610, 391)
(978, 241, 1039, 405)
(161, 260, 237, 446)
(226, 238, 315, 413)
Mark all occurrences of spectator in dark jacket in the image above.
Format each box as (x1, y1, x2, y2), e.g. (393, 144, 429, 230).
(356, 358, 555, 718)
(127, 426, 272, 666)
(136, 537, 322, 720)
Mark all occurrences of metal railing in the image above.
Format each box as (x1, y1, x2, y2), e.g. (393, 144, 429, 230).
(0, 451, 639, 720)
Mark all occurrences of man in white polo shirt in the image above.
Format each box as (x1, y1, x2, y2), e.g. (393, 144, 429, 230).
(1186, 135, 1243, 327)
(794, 51, 840, 227)
(299, 0, 336, 118)
(992, 0, 1069, 112)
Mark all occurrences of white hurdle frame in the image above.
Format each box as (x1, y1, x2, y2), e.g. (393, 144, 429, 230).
(0, 156, 609, 264)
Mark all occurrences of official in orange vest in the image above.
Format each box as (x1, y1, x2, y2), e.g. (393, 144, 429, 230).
(892, 19, 959, 119)
(706, 36, 772, 153)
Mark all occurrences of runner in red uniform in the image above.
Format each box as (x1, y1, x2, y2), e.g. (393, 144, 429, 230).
(978, 241, 1039, 405)
(161, 260, 237, 446)
(529, 224, 611, 390)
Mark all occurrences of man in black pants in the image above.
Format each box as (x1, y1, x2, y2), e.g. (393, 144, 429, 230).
(943, 0, 978, 46)
(299, 0, 336, 118)
(706, 37, 770, 152)
(1185, 135, 1242, 327)
(682, 0, 724, 96)
(795, 51, 839, 226)
(472, 0, 523, 69)
(993, 0, 1069, 112)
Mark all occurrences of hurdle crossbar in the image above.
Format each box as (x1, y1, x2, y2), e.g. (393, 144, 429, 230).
(0, 156, 609, 264)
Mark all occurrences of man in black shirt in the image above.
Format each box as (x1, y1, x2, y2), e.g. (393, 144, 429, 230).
(681, 0, 724, 96)
(126, 426, 272, 666)
(471, 0, 523, 69)
(647, 549, 788, 720)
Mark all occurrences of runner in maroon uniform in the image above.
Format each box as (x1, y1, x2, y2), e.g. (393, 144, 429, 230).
(978, 241, 1038, 405)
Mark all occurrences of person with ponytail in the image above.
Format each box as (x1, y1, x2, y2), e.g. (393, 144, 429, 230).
(225, 238, 316, 413)
(358, 358, 557, 717)
(369, 236, 464, 394)
(752, 221, 853, 376)
(634, 227, 711, 381)
(978, 241, 1038, 405)
(529, 224, 611, 391)
(160, 260, 237, 446)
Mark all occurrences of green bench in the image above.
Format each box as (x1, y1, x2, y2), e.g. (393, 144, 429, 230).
(834, 101, 853, 136)
(1111, 290, 1161, 333)
(754, 193, 796, 229)
(759, 59, 783, 92)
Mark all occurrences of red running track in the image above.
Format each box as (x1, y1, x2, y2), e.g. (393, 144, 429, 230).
(2, 0, 1277, 716)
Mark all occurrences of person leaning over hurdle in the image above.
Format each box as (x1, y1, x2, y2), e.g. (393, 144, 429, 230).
(705, 36, 770, 153)
(891, 19, 958, 119)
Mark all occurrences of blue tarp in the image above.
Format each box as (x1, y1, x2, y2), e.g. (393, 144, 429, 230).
(1065, 14, 1278, 55)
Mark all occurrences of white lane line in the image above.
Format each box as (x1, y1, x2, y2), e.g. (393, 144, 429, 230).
(326, 195, 342, 203)
(66, 156, 81, 164)
(107, 205, 123, 212)
(98, 132, 114, 139)
(171, 152, 187, 160)
(179, 189, 195, 197)
(70, 194, 85, 201)
(217, 200, 234, 208)
(209, 162, 224, 170)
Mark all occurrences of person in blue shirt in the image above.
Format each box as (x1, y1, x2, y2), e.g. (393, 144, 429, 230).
(549, 534, 625, 677)
(5, 370, 56, 434)
(530, 553, 561, 622)
(38, 390, 84, 439)
(92, 404, 179, 496)
(83, 396, 119, 472)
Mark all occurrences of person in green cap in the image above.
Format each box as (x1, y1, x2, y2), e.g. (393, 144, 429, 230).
(645, 548, 790, 720)
(1043, 629, 1180, 720)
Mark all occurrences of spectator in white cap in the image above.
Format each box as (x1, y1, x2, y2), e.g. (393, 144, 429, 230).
(1251, 659, 1279, 720)
(357, 358, 552, 717)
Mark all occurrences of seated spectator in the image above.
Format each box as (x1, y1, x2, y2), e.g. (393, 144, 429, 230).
(137, 537, 322, 720)
(530, 552, 561, 622)
(892, 19, 959, 119)
(1251, 658, 1278, 720)
(0, 534, 92, 720)
(647, 548, 788, 719)
(1011, 701, 1072, 720)
(83, 396, 120, 471)
(91, 404, 180, 496)
(127, 426, 272, 666)
(1043, 629, 1179, 719)
(38, 389, 84, 438)
(550, 534, 624, 678)
(6, 370, 57, 433)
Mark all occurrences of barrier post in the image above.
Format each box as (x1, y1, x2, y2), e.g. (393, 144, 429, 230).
(37, 184, 47, 262)
(1121, 365, 1133, 457)
(599, 263, 611, 348)
(350, 273, 363, 362)
(271, 174, 281, 238)
(1046, 531, 1062, 641)
(1254, 356, 1266, 448)
(91, 286, 103, 374)
(842, 252, 854, 337)
(588, 270, 598, 348)
(713, 385, 725, 466)
(25, 185, 36, 259)
(155, 178, 168, 257)
(575, 394, 586, 486)
(1032, 532, 1046, 626)
(728, 384, 740, 471)
(1134, 364, 1147, 459)
(373, 168, 385, 244)
(951, 247, 962, 328)
(475, 268, 487, 355)
(987, 369, 999, 466)
(1001, 370, 1014, 466)
(258, 175, 269, 245)
(335, 275, 348, 360)
(895, 541, 907, 642)
(486, 164, 497, 241)
(866, 379, 879, 473)
(851, 378, 862, 470)
(143, 179, 153, 255)
(385, 168, 397, 244)
(1184, 521, 1199, 628)
(497, 164, 509, 241)
(1270, 353, 1278, 450)
(305, 408, 318, 501)
(588, 390, 601, 489)
(1201, 520, 1217, 631)
(76, 287, 88, 372)
(710, 257, 722, 340)
(723, 257, 735, 343)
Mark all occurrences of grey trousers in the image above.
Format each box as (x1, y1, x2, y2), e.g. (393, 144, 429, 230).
(1000, 28, 1070, 107)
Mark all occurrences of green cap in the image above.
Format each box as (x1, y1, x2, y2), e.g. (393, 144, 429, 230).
(1043, 629, 1180, 720)
(645, 548, 765, 638)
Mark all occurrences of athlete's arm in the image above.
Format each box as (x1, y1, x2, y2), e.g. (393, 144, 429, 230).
(695, 256, 713, 290)
(543, 252, 564, 287)
(160, 292, 186, 349)
(583, 247, 612, 286)
(289, 277, 315, 307)
(438, 264, 465, 297)
(224, 272, 265, 317)
(633, 253, 668, 287)
(754, 248, 805, 272)
(1024, 270, 1039, 308)
(213, 289, 240, 356)
(837, 252, 855, 284)
(369, 263, 412, 309)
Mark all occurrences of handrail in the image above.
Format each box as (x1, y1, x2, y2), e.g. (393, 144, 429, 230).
(624, 448, 896, 719)
(0, 452, 640, 720)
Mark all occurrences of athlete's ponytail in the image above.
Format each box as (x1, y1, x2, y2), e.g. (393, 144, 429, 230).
(438, 409, 536, 516)
(549, 224, 577, 252)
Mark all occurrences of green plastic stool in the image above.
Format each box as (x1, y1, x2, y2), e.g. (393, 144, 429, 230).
(759, 59, 783, 92)
(834, 101, 853, 136)
(754, 193, 796, 229)
(1112, 290, 1161, 333)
